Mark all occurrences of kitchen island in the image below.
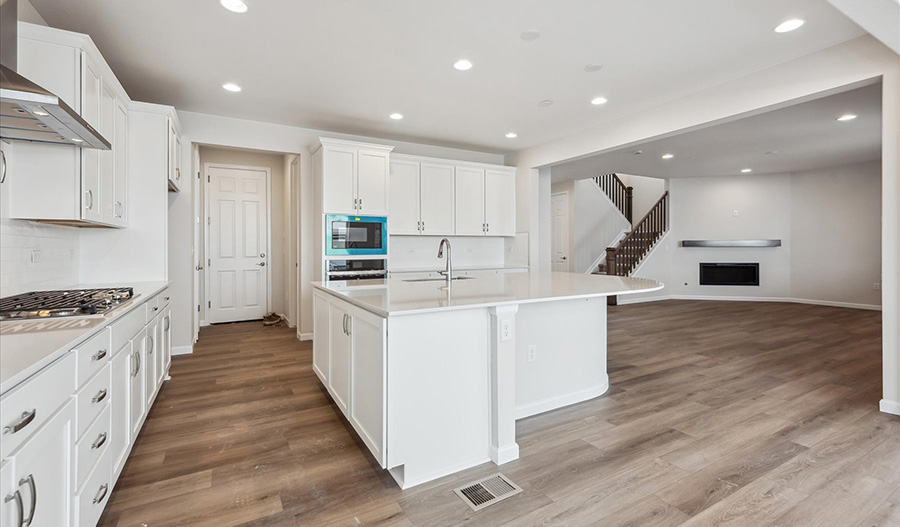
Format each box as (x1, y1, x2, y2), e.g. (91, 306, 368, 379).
(312, 271, 663, 489)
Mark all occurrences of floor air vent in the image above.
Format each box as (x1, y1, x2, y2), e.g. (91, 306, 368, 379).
(453, 474, 522, 512)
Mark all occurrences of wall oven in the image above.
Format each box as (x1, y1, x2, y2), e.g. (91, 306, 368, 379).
(325, 215, 388, 256)
(326, 259, 387, 281)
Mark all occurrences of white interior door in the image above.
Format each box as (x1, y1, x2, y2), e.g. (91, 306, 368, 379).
(551, 193, 569, 272)
(208, 165, 270, 323)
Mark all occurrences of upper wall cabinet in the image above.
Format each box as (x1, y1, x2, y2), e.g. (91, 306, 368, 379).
(389, 154, 516, 237)
(8, 22, 130, 227)
(312, 138, 393, 216)
(166, 115, 183, 192)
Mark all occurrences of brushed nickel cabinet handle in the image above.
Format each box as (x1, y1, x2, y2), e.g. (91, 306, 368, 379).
(91, 432, 107, 449)
(164, 316, 170, 331)
(92, 484, 108, 505)
(86, 189, 94, 210)
(4, 490, 23, 527)
(0, 150, 7, 184)
(92, 389, 107, 404)
(3, 410, 36, 435)
(92, 349, 107, 361)
(148, 336, 154, 354)
(19, 475, 35, 527)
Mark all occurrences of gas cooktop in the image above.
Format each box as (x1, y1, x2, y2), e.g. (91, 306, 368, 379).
(0, 287, 136, 321)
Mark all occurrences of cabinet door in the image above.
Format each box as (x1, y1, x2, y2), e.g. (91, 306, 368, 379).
(98, 83, 116, 224)
(322, 146, 357, 214)
(388, 159, 420, 235)
(454, 166, 485, 236)
(419, 163, 455, 235)
(81, 52, 102, 223)
(175, 133, 183, 188)
(167, 119, 177, 190)
(159, 310, 170, 385)
(356, 149, 389, 215)
(328, 302, 351, 415)
(145, 319, 159, 406)
(129, 331, 145, 438)
(349, 308, 386, 467)
(110, 344, 131, 480)
(8, 401, 75, 527)
(113, 98, 128, 225)
(0, 459, 14, 527)
(484, 170, 516, 236)
(313, 293, 330, 383)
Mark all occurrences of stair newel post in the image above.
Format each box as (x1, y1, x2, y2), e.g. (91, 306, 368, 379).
(605, 248, 618, 305)
(625, 186, 633, 225)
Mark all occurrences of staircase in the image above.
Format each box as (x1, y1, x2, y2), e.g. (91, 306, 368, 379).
(591, 173, 669, 279)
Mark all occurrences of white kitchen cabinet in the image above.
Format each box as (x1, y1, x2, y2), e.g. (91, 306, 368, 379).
(160, 308, 171, 384)
(313, 292, 330, 383)
(484, 169, 516, 236)
(420, 163, 455, 235)
(144, 318, 158, 408)
(328, 302, 352, 415)
(109, 343, 131, 481)
(312, 138, 393, 215)
(5, 400, 76, 527)
(129, 329, 145, 439)
(167, 117, 183, 192)
(0, 460, 13, 526)
(349, 307, 387, 467)
(388, 158, 420, 235)
(10, 23, 131, 228)
(0, 140, 11, 220)
(454, 166, 485, 236)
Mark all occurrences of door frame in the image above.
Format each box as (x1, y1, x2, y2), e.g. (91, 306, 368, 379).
(204, 162, 273, 323)
(550, 192, 570, 272)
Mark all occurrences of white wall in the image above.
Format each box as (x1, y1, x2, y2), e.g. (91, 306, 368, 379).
(617, 173, 667, 221)
(628, 161, 881, 309)
(389, 236, 507, 270)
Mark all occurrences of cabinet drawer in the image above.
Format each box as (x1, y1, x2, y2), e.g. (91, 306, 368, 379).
(74, 327, 111, 388)
(145, 295, 161, 323)
(111, 302, 146, 354)
(0, 352, 75, 458)
(158, 289, 171, 310)
(76, 405, 109, 491)
(75, 447, 111, 527)
(75, 362, 110, 439)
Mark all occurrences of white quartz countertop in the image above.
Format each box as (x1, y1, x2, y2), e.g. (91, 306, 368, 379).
(389, 265, 529, 274)
(313, 271, 663, 317)
(0, 281, 169, 394)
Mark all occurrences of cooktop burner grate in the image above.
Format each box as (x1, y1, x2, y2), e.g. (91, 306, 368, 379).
(0, 287, 135, 321)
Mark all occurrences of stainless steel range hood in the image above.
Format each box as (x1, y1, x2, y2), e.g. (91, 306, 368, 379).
(0, 0, 110, 149)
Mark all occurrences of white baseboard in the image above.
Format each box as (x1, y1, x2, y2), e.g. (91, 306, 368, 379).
(491, 443, 520, 465)
(299, 332, 313, 341)
(171, 345, 193, 356)
(616, 294, 881, 311)
(880, 399, 900, 416)
(515, 381, 609, 420)
(200, 319, 210, 327)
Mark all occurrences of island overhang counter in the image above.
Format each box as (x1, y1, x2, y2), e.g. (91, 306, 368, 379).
(311, 271, 663, 489)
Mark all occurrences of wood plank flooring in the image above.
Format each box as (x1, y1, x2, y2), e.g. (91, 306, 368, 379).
(97, 300, 899, 527)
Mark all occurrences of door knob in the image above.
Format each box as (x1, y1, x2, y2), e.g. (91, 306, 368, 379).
(259, 253, 266, 257)
(256, 262, 266, 267)
(561, 256, 567, 260)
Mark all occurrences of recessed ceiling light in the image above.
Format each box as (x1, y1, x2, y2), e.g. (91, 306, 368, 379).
(591, 97, 608, 105)
(71, 138, 83, 143)
(520, 30, 541, 41)
(538, 100, 554, 107)
(584, 63, 604, 73)
(453, 59, 473, 71)
(220, 0, 248, 13)
(505, 132, 518, 139)
(633, 150, 643, 155)
(741, 168, 752, 173)
(836, 114, 857, 121)
(774, 19, 804, 33)
(222, 83, 242, 92)
(661, 154, 674, 159)
(389, 113, 404, 120)
(32, 110, 49, 117)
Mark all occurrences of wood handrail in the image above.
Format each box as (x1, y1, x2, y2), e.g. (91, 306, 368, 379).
(593, 173, 633, 224)
(605, 191, 668, 277)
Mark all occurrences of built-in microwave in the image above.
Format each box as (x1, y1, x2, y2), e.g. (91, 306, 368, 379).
(325, 214, 388, 256)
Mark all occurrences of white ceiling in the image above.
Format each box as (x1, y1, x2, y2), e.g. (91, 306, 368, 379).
(28, 0, 867, 154)
(549, 82, 882, 182)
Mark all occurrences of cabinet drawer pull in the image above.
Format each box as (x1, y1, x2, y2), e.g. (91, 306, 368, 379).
(19, 475, 35, 527)
(92, 389, 108, 404)
(3, 410, 36, 435)
(85, 189, 94, 210)
(4, 490, 23, 527)
(164, 316, 170, 331)
(91, 432, 108, 449)
(92, 484, 108, 505)
(148, 335, 154, 354)
(92, 348, 107, 362)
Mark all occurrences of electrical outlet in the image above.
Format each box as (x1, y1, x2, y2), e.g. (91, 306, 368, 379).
(733, 210, 739, 217)
(874, 282, 881, 291)
(500, 320, 513, 341)
(30, 249, 42, 263)
(527, 345, 537, 362)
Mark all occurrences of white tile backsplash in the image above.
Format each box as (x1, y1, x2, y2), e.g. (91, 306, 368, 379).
(389, 235, 507, 270)
(0, 219, 79, 297)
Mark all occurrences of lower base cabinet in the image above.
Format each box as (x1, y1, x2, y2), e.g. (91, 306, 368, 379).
(110, 343, 132, 479)
(129, 329, 146, 439)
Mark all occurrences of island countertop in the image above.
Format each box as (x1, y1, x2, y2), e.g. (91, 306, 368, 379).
(313, 271, 663, 317)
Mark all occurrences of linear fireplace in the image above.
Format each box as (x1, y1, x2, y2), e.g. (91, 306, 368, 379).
(699, 263, 759, 286)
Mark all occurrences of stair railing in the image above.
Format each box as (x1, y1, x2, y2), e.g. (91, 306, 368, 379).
(605, 191, 668, 276)
(593, 173, 633, 224)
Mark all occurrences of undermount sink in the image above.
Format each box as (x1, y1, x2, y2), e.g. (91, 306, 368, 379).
(402, 276, 476, 283)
